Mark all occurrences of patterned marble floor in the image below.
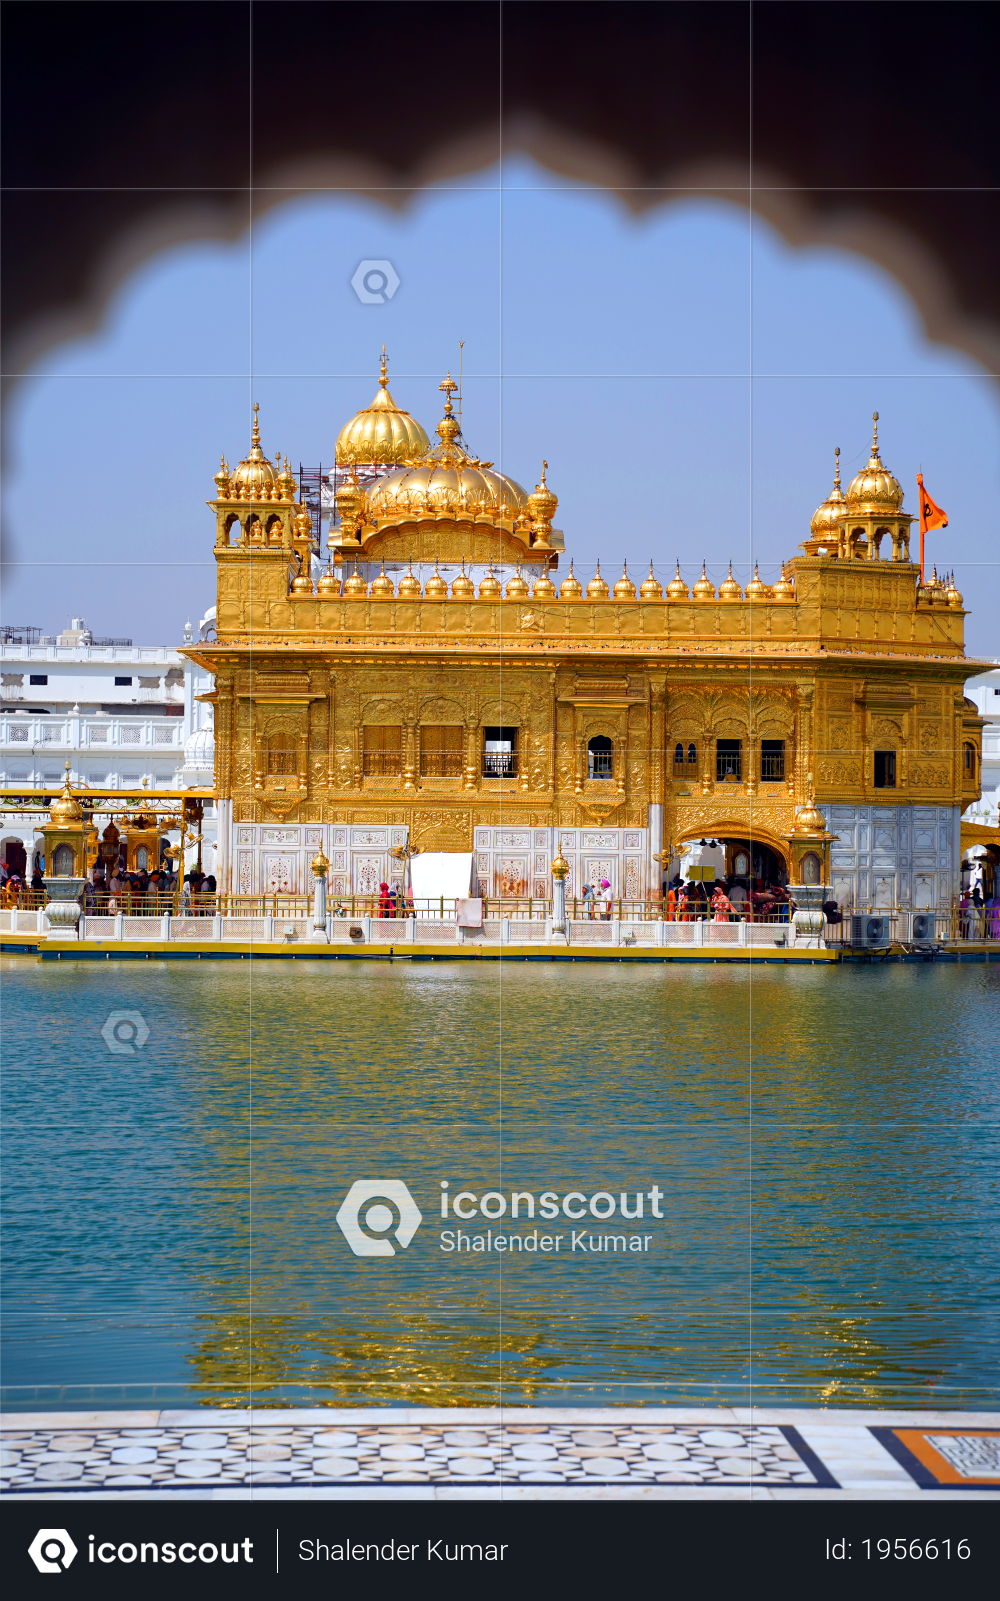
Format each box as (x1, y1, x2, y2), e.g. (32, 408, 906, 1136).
(2, 1409, 997, 1499)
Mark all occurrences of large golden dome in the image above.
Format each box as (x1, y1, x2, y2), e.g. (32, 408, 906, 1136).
(845, 413, 904, 512)
(810, 446, 847, 536)
(335, 350, 431, 467)
(369, 377, 528, 519)
(231, 404, 277, 495)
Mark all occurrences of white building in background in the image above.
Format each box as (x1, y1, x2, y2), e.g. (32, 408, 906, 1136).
(962, 662, 1000, 896)
(0, 614, 216, 877)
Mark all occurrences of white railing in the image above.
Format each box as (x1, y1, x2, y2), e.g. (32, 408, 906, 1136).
(1, 716, 182, 750)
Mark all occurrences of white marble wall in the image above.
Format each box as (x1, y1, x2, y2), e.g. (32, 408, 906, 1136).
(473, 825, 649, 902)
(233, 823, 411, 898)
(826, 803, 960, 911)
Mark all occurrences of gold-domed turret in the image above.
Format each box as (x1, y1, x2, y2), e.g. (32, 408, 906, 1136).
(291, 567, 313, 594)
(745, 562, 770, 600)
(317, 560, 340, 595)
(479, 563, 502, 600)
(505, 564, 529, 600)
(773, 567, 795, 600)
(586, 560, 610, 599)
(277, 454, 296, 501)
(945, 570, 964, 609)
(342, 561, 368, 598)
(692, 563, 715, 600)
(532, 567, 557, 598)
(370, 560, 395, 598)
(666, 562, 690, 601)
(810, 446, 847, 538)
(397, 561, 422, 598)
(213, 455, 231, 498)
(231, 404, 276, 498)
(559, 559, 583, 599)
(639, 561, 663, 600)
(50, 761, 83, 824)
(424, 561, 449, 599)
(718, 561, 742, 600)
(335, 348, 431, 467)
(526, 460, 558, 547)
(845, 413, 904, 512)
(613, 561, 636, 600)
(451, 558, 476, 599)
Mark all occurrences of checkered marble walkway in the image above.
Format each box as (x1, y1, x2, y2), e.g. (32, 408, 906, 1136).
(2, 1409, 997, 1499)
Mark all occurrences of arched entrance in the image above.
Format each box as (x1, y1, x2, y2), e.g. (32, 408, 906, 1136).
(676, 823, 790, 889)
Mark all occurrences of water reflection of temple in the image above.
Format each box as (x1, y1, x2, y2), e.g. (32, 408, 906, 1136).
(184, 370, 984, 912)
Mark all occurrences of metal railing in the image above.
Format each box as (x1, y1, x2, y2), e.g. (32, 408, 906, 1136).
(482, 751, 518, 778)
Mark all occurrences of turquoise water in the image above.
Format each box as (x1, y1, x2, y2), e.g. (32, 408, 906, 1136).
(2, 955, 997, 1410)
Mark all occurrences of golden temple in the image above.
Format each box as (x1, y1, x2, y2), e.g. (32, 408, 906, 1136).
(184, 370, 985, 912)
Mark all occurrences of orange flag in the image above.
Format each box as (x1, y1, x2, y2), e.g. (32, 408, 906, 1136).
(916, 472, 947, 582)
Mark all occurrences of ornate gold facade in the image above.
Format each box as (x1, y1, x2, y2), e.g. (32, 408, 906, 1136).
(185, 384, 985, 910)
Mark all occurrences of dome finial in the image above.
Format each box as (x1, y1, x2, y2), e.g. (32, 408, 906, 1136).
(872, 411, 880, 457)
(380, 345, 388, 387)
(834, 445, 841, 488)
(438, 371, 458, 416)
(251, 401, 261, 450)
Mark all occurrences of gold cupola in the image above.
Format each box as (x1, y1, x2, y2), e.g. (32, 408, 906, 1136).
(809, 446, 847, 540)
(532, 566, 557, 598)
(478, 562, 502, 599)
(505, 563, 529, 599)
(745, 562, 769, 600)
(213, 455, 231, 498)
(317, 561, 340, 595)
(231, 404, 276, 498)
(639, 562, 663, 600)
(370, 560, 395, 598)
(845, 414, 904, 513)
(423, 561, 449, 599)
(335, 348, 431, 467)
(586, 560, 610, 599)
(945, 570, 964, 609)
(613, 561, 636, 600)
(666, 562, 690, 600)
(451, 558, 476, 599)
(526, 460, 558, 548)
(50, 760, 84, 824)
(559, 559, 583, 599)
(291, 565, 313, 594)
(718, 562, 742, 600)
(342, 561, 368, 598)
(692, 563, 715, 600)
(773, 566, 795, 600)
(397, 561, 422, 598)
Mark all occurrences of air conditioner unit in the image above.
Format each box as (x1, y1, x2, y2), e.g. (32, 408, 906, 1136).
(850, 913, 891, 947)
(911, 912, 935, 944)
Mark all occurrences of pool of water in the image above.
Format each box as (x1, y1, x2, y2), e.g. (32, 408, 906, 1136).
(2, 956, 997, 1410)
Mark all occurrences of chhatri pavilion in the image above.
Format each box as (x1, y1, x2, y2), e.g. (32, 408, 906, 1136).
(183, 359, 984, 911)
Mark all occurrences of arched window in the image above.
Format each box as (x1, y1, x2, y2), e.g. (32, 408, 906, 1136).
(687, 742, 697, 764)
(964, 743, 976, 781)
(588, 736, 613, 779)
(136, 845, 149, 871)
(52, 843, 75, 876)
(672, 741, 685, 777)
(674, 742, 684, 765)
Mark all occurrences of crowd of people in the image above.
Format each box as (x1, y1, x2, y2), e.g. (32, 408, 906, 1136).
(0, 861, 218, 914)
(660, 875, 796, 923)
(376, 881, 414, 917)
(959, 885, 1000, 940)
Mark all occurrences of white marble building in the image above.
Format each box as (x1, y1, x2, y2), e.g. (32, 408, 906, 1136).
(962, 663, 1000, 829)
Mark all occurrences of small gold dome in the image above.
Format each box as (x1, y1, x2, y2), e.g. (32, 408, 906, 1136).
(532, 568, 557, 598)
(311, 848, 330, 876)
(291, 570, 313, 594)
(773, 569, 795, 600)
(231, 404, 276, 497)
(810, 446, 847, 537)
(793, 799, 828, 835)
(745, 562, 770, 600)
(479, 563, 502, 599)
(945, 570, 963, 608)
(613, 561, 636, 600)
(639, 562, 663, 600)
(423, 561, 449, 599)
(343, 562, 368, 598)
(586, 560, 610, 600)
(559, 559, 583, 599)
(927, 564, 949, 604)
(845, 414, 904, 511)
(277, 454, 296, 500)
(692, 563, 715, 600)
(50, 761, 83, 824)
(718, 562, 742, 600)
(335, 349, 431, 467)
(451, 558, 476, 599)
(527, 460, 558, 544)
(551, 840, 570, 881)
(370, 560, 395, 598)
(317, 561, 340, 595)
(505, 564, 530, 600)
(213, 455, 231, 498)
(397, 561, 422, 598)
(666, 562, 690, 601)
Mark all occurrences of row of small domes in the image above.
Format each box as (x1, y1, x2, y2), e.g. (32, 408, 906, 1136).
(295, 559, 795, 602)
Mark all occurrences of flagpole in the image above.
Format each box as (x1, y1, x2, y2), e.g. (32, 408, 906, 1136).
(917, 471, 925, 584)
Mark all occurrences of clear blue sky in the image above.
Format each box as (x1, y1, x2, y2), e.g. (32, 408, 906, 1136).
(3, 158, 997, 659)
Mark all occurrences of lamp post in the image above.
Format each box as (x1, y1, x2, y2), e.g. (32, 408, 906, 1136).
(310, 848, 330, 942)
(389, 837, 422, 913)
(551, 839, 569, 935)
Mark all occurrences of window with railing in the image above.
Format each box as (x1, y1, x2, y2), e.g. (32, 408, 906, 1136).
(421, 724, 463, 777)
(873, 749, 896, 788)
(588, 735, 614, 779)
(672, 740, 698, 777)
(266, 748, 298, 776)
(363, 725, 402, 777)
(760, 739, 785, 781)
(482, 726, 518, 778)
(716, 739, 742, 781)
